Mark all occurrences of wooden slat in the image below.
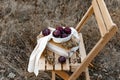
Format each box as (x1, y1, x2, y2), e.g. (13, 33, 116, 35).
(52, 71, 56, 80)
(79, 33, 90, 80)
(38, 54, 45, 70)
(79, 33, 86, 60)
(92, 0, 107, 36)
(76, 5, 94, 32)
(85, 68, 90, 80)
(97, 0, 114, 30)
(55, 54, 62, 70)
(70, 51, 77, 72)
(62, 57, 70, 70)
(54, 71, 69, 80)
(68, 26, 117, 80)
(46, 50, 54, 70)
(70, 64, 80, 72)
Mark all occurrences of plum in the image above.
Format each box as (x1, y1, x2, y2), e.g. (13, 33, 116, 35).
(56, 26, 64, 33)
(61, 33, 68, 38)
(58, 56, 66, 64)
(53, 30, 61, 37)
(42, 28, 51, 36)
(64, 27, 71, 34)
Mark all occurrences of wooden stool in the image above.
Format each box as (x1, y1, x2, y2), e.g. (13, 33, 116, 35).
(38, 33, 90, 80)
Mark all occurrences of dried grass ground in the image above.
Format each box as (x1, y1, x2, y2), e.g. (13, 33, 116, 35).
(0, 0, 120, 80)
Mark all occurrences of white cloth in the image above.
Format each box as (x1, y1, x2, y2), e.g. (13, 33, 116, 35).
(27, 27, 79, 76)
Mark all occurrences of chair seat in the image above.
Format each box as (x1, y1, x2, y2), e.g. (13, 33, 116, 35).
(39, 33, 86, 72)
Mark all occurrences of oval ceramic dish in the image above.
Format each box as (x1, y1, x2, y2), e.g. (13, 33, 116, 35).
(52, 33, 72, 43)
(52, 27, 73, 43)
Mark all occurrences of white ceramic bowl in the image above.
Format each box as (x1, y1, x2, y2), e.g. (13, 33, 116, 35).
(52, 27, 73, 43)
(52, 33, 72, 43)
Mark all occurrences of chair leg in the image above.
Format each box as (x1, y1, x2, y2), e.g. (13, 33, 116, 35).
(52, 71, 55, 80)
(85, 68, 90, 80)
(53, 71, 69, 80)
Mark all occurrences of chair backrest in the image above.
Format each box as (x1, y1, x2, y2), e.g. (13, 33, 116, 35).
(69, 0, 118, 80)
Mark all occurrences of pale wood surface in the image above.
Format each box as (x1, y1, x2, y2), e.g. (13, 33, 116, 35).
(46, 50, 54, 70)
(70, 64, 80, 72)
(62, 57, 70, 70)
(97, 0, 114, 30)
(70, 49, 77, 72)
(79, 34, 86, 60)
(39, 49, 80, 71)
(79, 34, 90, 80)
(54, 54, 62, 70)
(92, 0, 107, 36)
(85, 68, 90, 80)
(52, 71, 56, 80)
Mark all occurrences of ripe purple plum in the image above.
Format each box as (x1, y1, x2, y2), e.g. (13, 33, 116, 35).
(56, 26, 64, 33)
(58, 56, 66, 64)
(53, 30, 61, 37)
(61, 33, 68, 38)
(42, 28, 51, 36)
(64, 27, 71, 34)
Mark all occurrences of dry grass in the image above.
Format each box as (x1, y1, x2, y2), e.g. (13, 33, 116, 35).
(0, 0, 120, 80)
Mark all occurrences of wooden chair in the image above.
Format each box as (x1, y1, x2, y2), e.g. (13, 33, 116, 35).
(38, 0, 118, 80)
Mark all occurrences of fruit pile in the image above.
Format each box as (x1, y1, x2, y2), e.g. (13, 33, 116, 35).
(42, 26, 71, 38)
(53, 26, 71, 38)
(42, 26, 72, 64)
